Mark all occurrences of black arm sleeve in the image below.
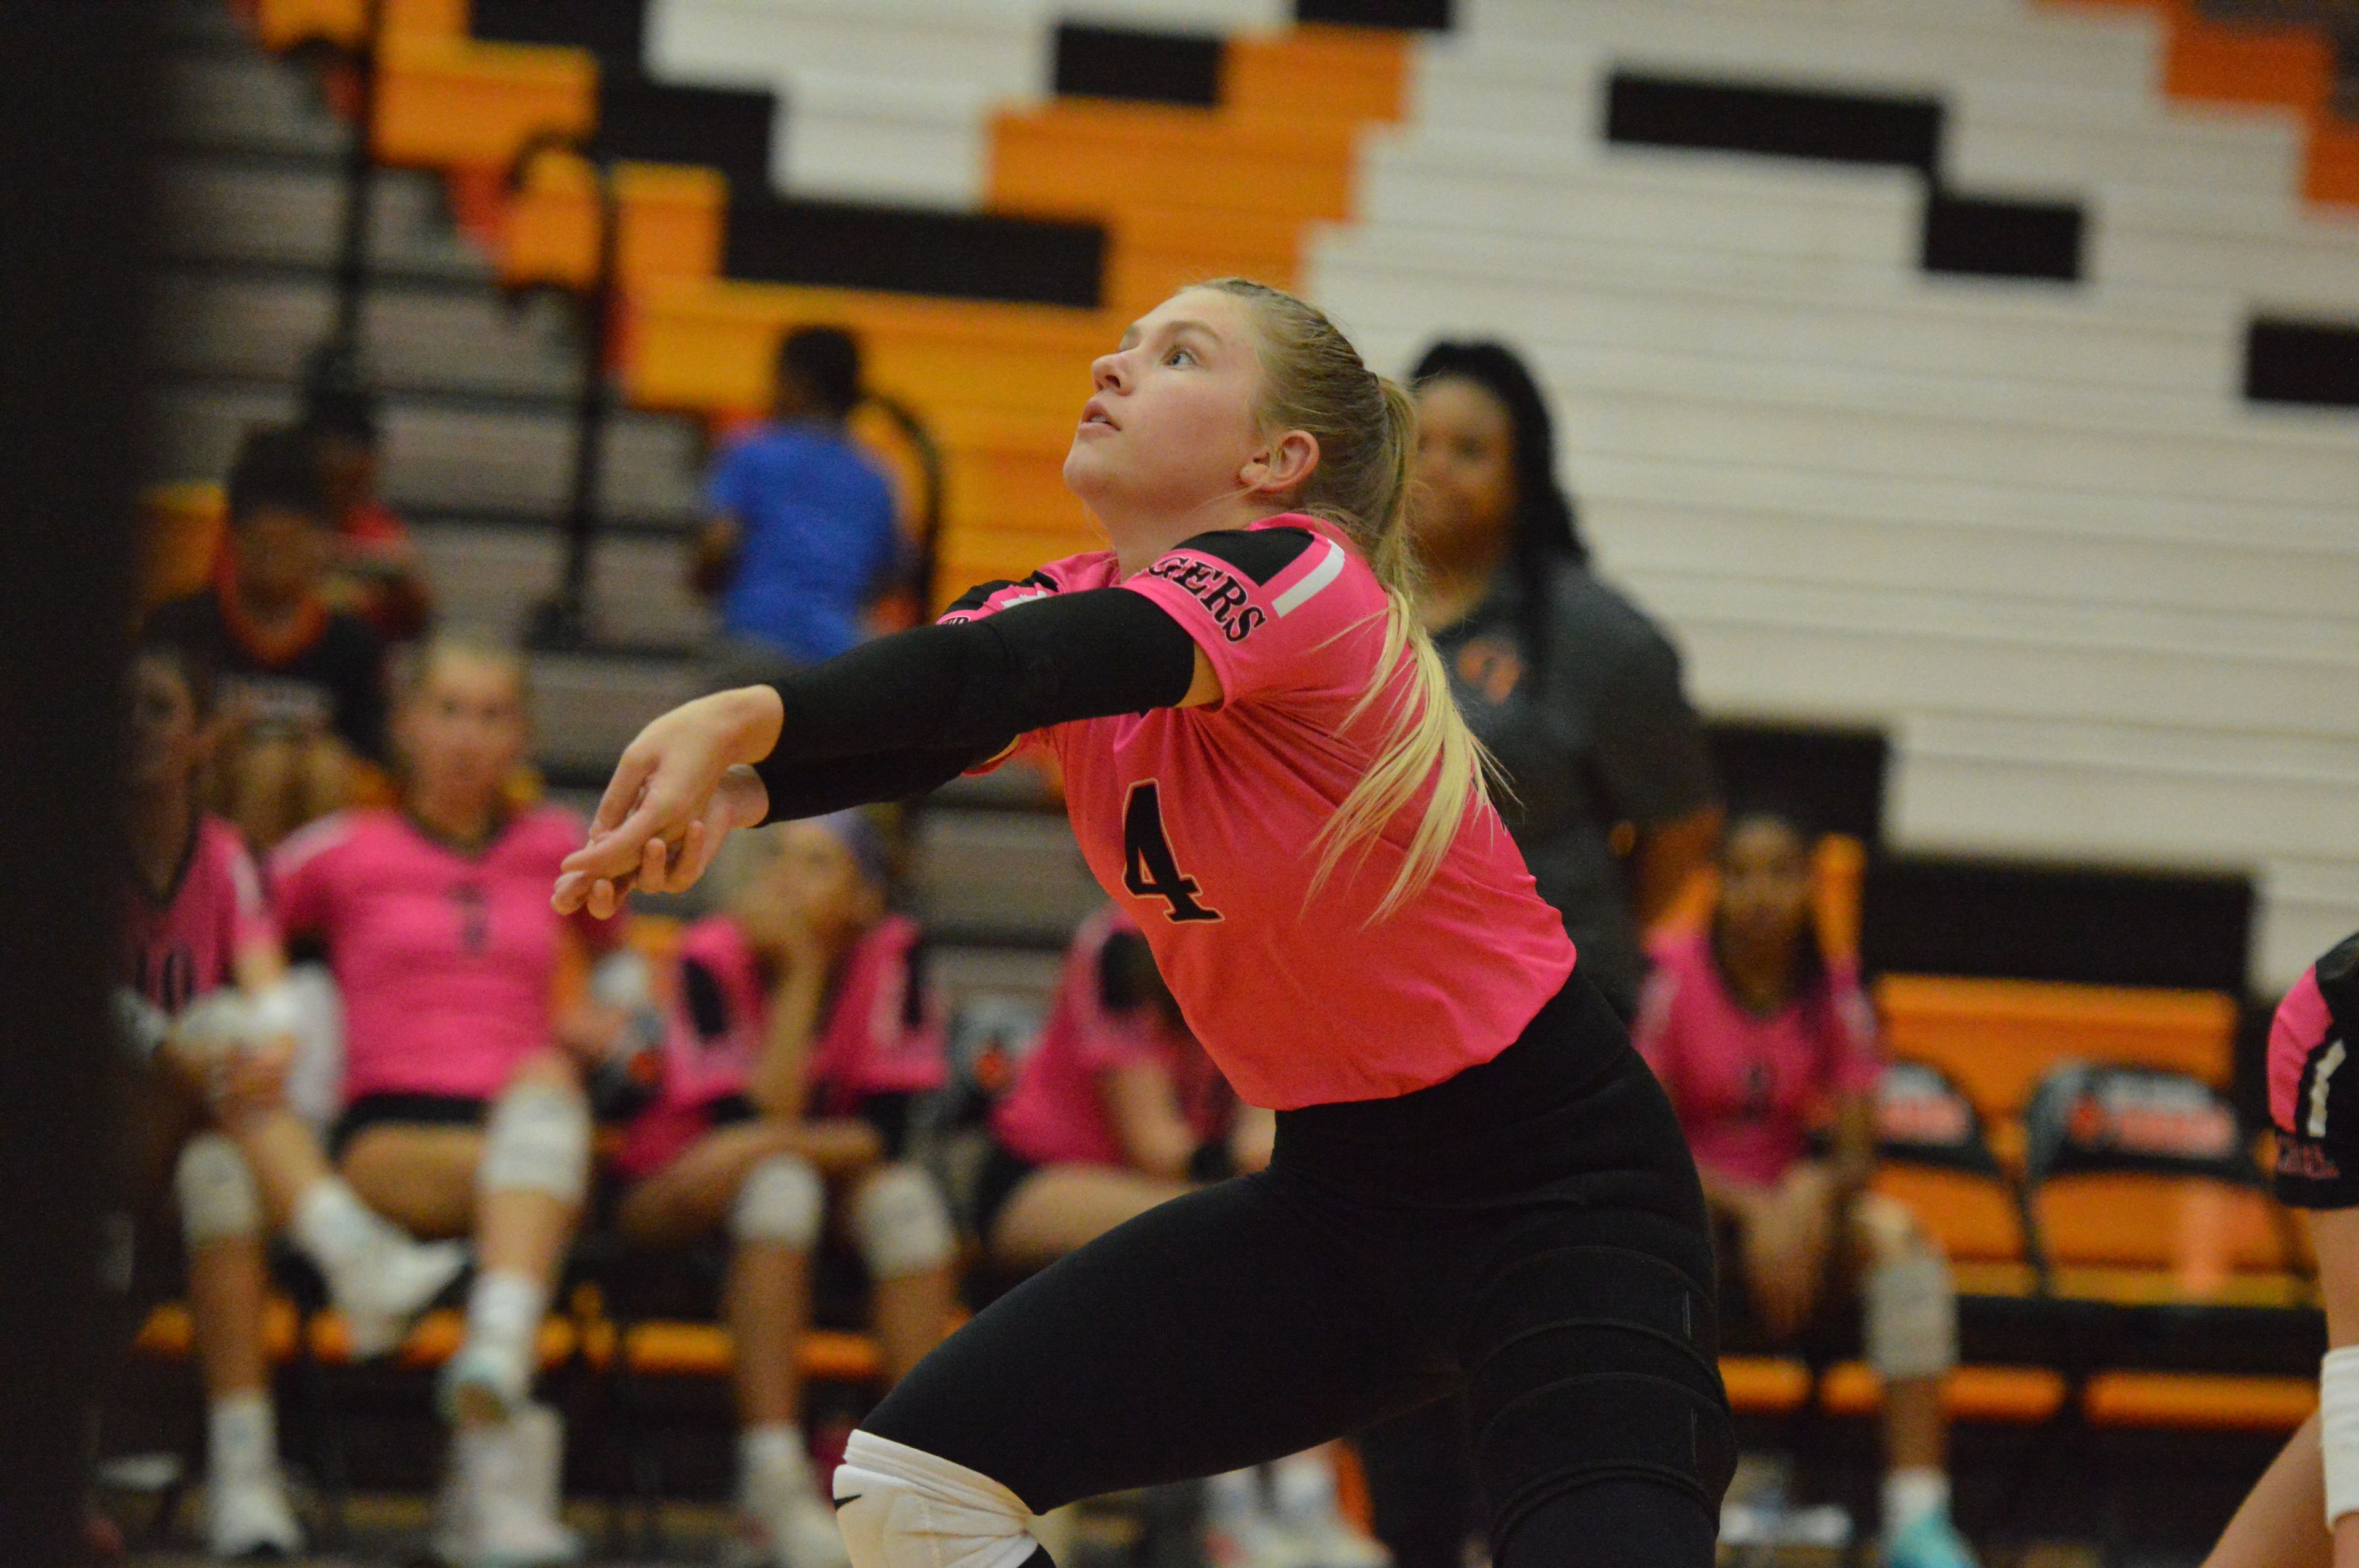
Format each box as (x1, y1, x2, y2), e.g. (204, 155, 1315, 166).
(756, 746, 985, 824)
(753, 588, 1197, 816)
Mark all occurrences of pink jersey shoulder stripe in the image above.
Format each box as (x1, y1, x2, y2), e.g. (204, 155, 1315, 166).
(1270, 536, 1347, 617)
(268, 809, 359, 879)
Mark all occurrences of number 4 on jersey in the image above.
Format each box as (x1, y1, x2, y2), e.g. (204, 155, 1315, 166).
(1122, 781, 1221, 923)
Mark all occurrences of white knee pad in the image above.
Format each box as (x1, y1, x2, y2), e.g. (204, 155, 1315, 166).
(477, 1082, 590, 1206)
(833, 1429, 1041, 1568)
(731, 1154, 823, 1250)
(176, 1133, 262, 1247)
(1865, 1248, 1958, 1382)
(853, 1165, 955, 1280)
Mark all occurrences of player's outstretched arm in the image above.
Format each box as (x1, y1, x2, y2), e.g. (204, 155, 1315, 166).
(554, 685, 784, 918)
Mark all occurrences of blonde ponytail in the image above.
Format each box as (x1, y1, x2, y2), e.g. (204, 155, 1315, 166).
(1198, 279, 1498, 921)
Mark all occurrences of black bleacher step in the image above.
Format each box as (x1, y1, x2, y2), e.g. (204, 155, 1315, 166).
(2246, 316, 2359, 407)
(1606, 71, 2086, 283)
(1706, 720, 1890, 847)
(1054, 23, 1224, 107)
(1296, 0, 1453, 27)
(724, 197, 1105, 308)
(472, 0, 774, 187)
(1860, 854, 2254, 993)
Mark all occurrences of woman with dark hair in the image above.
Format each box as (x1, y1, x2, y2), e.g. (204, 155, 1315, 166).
(1407, 340, 1719, 1021)
(1637, 813, 1973, 1568)
(1356, 341, 1723, 1568)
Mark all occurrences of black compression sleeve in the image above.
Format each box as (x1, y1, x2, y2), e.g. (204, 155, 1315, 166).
(754, 588, 1197, 795)
(756, 746, 985, 825)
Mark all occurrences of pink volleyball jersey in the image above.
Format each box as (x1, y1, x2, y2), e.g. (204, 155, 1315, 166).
(613, 913, 946, 1178)
(269, 806, 598, 1102)
(993, 906, 1236, 1169)
(1633, 928, 1882, 1188)
(942, 512, 1575, 1110)
(125, 815, 274, 1013)
(2267, 931, 2359, 1208)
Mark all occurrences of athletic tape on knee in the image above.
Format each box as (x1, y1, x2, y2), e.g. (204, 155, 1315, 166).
(176, 1133, 262, 1246)
(853, 1165, 955, 1279)
(833, 1429, 1041, 1568)
(730, 1154, 823, 1250)
(1864, 1249, 1958, 1382)
(2323, 1347, 2359, 1526)
(477, 1082, 590, 1206)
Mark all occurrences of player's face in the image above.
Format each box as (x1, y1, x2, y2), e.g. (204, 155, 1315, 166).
(1410, 377, 1518, 563)
(399, 655, 528, 812)
(767, 820, 878, 942)
(232, 504, 334, 610)
(1717, 819, 1813, 958)
(1065, 289, 1273, 534)
(128, 655, 203, 796)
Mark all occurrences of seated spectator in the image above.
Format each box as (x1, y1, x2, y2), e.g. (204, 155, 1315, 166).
(300, 349, 433, 643)
(1635, 813, 1974, 1568)
(609, 814, 960, 1568)
(147, 425, 388, 852)
(268, 637, 620, 1567)
(690, 328, 906, 687)
(118, 638, 463, 1559)
(974, 909, 1377, 1568)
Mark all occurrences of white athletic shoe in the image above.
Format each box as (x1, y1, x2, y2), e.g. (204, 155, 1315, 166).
(1284, 1513, 1391, 1568)
(204, 1467, 303, 1560)
(435, 1405, 581, 1568)
(439, 1340, 533, 1429)
(334, 1235, 468, 1360)
(730, 1443, 850, 1568)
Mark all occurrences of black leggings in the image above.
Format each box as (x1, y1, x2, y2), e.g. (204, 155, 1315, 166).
(862, 973, 1734, 1567)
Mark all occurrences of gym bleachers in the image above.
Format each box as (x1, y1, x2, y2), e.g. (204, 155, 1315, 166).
(128, 0, 2359, 1540)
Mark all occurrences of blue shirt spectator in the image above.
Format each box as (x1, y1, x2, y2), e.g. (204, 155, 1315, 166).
(693, 327, 903, 670)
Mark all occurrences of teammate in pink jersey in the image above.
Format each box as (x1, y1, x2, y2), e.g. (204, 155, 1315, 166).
(976, 905, 1267, 1273)
(271, 638, 624, 1567)
(609, 816, 957, 1568)
(2202, 931, 2359, 1568)
(120, 640, 464, 1559)
(1634, 814, 1972, 1568)
(555, 279, 1733, 1568)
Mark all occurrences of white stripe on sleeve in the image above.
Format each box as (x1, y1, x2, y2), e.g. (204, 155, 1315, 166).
(1272, 539, 1346, 617)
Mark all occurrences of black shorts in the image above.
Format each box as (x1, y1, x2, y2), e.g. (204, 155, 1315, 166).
(861, 972, 1732, 1568)
(969, 1141, 1039, 1247)
(330, 1093, 488, 1161)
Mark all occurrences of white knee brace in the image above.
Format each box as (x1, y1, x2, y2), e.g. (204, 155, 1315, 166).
(834, 1430, 1041, 1568)
(731, 1154, 823, 1251)
(853, 1165, 955, 1280)
(1865, 1248, 1958, 1382)
(478, 1082, 590, 1206)
(176, 1133, 262, 1247)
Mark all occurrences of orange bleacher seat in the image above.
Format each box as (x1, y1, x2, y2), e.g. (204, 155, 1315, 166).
(1871, 1164, 2026, 1265)
(1818, 1362, 2068, 1424)
(1719, 1355, 1813, 1416)
(503, 155, 728, 292)
(1875, 975, 2237, 1128)
(990, 101, 1363, 227)
(140, 482, 229, 613)
(2083, 1371, 2315, 1431)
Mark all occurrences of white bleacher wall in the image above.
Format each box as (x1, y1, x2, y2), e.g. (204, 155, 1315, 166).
(641, 0, 2358, 989)
(1315, 0, 2359, 990)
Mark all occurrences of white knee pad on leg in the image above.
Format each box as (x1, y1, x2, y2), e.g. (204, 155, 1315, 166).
(478, 1082, 590, 1206)
(731, 1154, 823, 1250)
(853, 1165, 955, 1280)
(1865, 1248, 1958, 1381)
(177, 1133, 262, 1247)
(834, 1430, 1041, 1568)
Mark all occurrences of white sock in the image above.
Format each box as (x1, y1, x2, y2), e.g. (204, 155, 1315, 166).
(463, 1270, 546, 1375)
(1205, 1467, 1264, 1526)
(741, 1423, 810, 1503)
(209, 1391, 276, 1485)
(293, 1178, 391, 1277)
(1884, 1467, 1950, 1533)
(1270, 1448, 1339, 1526)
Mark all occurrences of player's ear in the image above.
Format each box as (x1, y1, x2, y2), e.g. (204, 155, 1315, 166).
(1239, 428, 1320, 497)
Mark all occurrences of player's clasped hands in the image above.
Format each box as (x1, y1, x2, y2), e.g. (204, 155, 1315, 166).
(552, 685, 785, 919)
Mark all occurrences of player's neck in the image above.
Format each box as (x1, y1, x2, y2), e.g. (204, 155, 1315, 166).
(406, 782, 498, 851)
(1716, 922, 1799, 1018)
(1103, 490, 1281, 578)
(130, 784, 197, 899)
